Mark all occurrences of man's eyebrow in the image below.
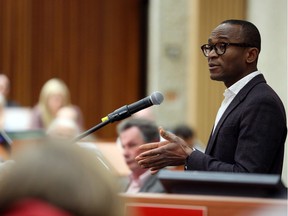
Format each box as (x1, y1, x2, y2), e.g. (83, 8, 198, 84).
(208, 36, 229, 43)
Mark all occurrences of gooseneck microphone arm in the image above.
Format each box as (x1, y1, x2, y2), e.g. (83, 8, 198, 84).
(72, 91, 164, 143)
(71, 120, 110, 143)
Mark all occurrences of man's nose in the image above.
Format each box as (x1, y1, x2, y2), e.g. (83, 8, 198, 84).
(123, 149, 130, 158)
(207, 48, 218, 59)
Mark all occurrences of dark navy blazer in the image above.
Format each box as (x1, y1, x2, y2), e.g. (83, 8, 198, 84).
(185, 74, 287, 174)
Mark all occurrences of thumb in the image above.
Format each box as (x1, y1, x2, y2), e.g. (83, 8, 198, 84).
(159, 127, 178, 142)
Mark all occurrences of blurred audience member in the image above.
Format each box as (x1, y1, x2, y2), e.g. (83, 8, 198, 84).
(46, 117, 80, 141)
(48, 105, 96, 142)
(169, 124, 204, 171)
(0, 130, 13, 161)
(0, 74, 20, 107)
(0, 141, 123, 216)
(172, 124, 205, 152)
(30, 78, 83, 130)
(117, 118, 164, 193)
(46, 105, 84, 141)
(0, 94, 5, 129)
(0, 160, 15, 181)
(132, 107, 156, 122)
(56, 106, 79, 123)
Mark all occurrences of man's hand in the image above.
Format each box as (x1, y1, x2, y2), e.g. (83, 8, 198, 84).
(135, 127, 193, 174)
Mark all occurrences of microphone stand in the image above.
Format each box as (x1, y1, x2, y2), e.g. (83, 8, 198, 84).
(71, 120, 111, 143)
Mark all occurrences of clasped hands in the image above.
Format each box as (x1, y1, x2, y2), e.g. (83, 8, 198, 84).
(135, 127, 194, 174)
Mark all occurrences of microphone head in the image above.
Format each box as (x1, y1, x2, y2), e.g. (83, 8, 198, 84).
(150, 91, 164, 105)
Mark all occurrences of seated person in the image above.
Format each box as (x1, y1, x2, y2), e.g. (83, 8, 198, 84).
(0, 141, 123, 216)
(172, 124, 205, 152)
(0, 74, 20, 107)
(56, 106, 79, 123)
(117, 118, 164, 193)
(30, 78, 83, 130)
(46, 117, 81, 141)
(170, 124, 204, 170)
(0, 94, 5, 129)
(132, 107, 156, 122)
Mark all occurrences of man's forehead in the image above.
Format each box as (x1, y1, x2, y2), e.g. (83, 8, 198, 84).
(208, 23, 242, 42)
(120, 126, 143, 141)
(125, 126, 141, 134)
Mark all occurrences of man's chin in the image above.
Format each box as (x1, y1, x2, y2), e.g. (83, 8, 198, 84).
(210, 74, 222, 81)
(129, 164, 140, 171)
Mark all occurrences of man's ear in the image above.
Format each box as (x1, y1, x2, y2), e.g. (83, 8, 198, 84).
(246, 48, 259, 63)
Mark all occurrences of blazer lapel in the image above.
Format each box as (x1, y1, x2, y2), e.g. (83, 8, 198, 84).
(205, 74, 266, 154)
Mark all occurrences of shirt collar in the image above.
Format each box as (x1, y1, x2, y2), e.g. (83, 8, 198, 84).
(227, 71, 261, 96)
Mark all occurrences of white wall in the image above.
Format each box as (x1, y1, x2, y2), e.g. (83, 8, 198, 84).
(247, 0, 288, 186)
(148, 0, 191, 129)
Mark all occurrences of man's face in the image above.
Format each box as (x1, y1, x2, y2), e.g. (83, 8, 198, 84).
(0, 77, 9, 97)
(119, 126, 145, 173)
(207, 23, 249, 87)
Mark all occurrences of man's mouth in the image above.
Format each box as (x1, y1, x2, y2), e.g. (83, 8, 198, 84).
(208, 62, 220, 70)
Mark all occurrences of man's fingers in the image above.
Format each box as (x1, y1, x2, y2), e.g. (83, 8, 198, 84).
(136, 149, 160, 161)
(137, 153, 162, 166)
(138, 141, 168, 151)
(138, 157, 168, 170)
(138, 143, 159, 150)
(159, 128, 178, 142)
(136, 142, 168, 160)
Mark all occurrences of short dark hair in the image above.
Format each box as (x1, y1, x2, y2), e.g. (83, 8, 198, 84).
(117, 118, 160, 143)
(173, 124, 195, 140)
(221, 19, 261, 52)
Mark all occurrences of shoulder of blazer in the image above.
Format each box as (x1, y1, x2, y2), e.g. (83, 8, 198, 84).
(219, 74, 267, 121)
(236, 74, 266, 102)
(205, 74, 267, 154)
(140, 174, 162, 192)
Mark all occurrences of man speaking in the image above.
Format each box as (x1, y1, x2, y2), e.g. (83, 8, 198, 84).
(135, 19, 287, 175)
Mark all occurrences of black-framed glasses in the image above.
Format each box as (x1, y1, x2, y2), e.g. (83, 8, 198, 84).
(200, 42, 253, 57)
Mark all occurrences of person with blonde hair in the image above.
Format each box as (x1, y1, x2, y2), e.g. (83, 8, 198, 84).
(30, 78, 83, 130)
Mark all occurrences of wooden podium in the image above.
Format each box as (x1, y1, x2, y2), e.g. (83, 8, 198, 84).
(64, 142, 288, 216)
(120, 193, 287, 216)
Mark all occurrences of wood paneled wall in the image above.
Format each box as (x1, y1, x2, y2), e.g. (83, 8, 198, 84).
(0, 0, 145, 139)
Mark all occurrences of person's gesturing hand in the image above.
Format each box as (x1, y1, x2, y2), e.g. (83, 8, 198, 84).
(135, 127, 193, 174)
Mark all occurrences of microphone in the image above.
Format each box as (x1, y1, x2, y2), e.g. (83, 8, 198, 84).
(72, 91, 164, 142)
(101, 91, 164, 123)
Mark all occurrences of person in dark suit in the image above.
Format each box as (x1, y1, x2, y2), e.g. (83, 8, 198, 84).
(135, 19, 287, 175)
(117, 118, 164, 193)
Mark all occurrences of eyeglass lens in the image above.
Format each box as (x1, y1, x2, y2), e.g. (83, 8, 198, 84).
(202, 43, 227, 56)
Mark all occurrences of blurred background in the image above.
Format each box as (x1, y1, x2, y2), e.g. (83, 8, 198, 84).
(0, 0, 287, 183)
